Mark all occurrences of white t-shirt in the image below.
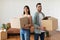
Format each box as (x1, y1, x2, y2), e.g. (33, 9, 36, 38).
(39, 13, 45, 32)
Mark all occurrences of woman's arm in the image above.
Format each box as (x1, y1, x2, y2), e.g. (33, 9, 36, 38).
(28, 16, 33, 27)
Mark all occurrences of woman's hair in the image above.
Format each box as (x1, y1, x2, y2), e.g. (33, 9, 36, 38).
(23, 5, 30, 15)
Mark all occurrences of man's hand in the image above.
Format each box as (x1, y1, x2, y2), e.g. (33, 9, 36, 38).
(41, 27, 46, 31)
(37, 27, 41, 29)
(37, 27, 45, 31)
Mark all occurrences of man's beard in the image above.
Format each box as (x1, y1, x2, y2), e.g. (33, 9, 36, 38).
(38, 10, 41, 12)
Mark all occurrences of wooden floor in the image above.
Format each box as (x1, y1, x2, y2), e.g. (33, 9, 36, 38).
(7, 31, 60, 40)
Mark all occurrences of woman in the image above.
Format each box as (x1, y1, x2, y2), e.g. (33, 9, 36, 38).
(20, 5, 32, 40)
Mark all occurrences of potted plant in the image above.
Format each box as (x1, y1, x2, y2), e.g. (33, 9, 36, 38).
(1, 24, 7, 30)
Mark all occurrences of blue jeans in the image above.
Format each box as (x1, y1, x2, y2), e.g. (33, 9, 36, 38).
(20, 29, 30, 40)
(34, 32, 45, 40)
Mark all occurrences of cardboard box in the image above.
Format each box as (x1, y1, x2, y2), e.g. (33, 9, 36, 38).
(20, 16, 28, 28)
(11, 17, 28, 29)
(11, 17, 20, 29)
(0, 30, 7, 40)
(41, 16, 58, 31)
(45, 31, 57, 40)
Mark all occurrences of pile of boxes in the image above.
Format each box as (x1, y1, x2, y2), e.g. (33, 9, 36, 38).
(10, 17, 21, 29)
(0, 29, 7, 40)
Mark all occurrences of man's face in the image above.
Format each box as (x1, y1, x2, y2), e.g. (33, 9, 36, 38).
(36, 5, 42, 12)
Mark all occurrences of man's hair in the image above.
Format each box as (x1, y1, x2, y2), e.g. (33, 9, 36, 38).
(36, 3, 41, 7)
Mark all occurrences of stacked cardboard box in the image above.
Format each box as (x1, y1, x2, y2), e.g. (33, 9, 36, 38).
(41, 16, 58, 31)
(11, 17, 20, 29)
(0, 29, 7, 40)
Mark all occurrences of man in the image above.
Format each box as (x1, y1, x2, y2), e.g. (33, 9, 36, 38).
(33, 3, 45, 40)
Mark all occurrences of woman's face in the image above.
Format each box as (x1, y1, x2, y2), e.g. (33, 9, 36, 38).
(24, 7, 29, 14)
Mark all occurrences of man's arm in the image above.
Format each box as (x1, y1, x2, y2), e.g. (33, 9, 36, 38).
(42, 12, 45, 18)
(33, 13, 40, 28)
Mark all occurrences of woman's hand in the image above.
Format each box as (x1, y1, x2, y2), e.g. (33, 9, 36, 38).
(24, 24, 33, 29)
(28, 24, 33, 28)
(30, 26, 34, 29)
(24, 24, 29, 28)
(28, 24, 32, 26)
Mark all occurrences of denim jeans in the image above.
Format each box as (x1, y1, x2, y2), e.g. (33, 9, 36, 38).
(34, 32, 45, 40)
(20, 29, 30, 40)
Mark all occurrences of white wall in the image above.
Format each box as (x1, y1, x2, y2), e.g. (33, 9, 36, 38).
(0, 0, 60, 30)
